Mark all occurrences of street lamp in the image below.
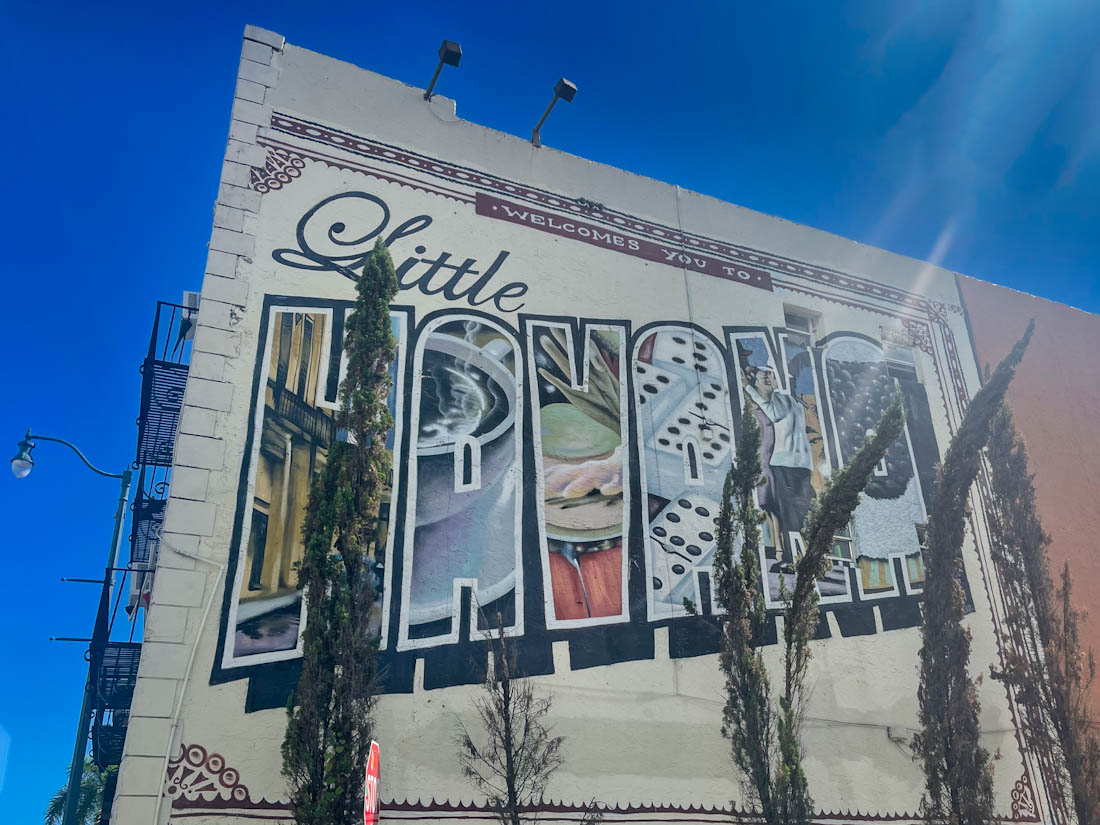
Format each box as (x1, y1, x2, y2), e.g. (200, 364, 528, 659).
(10, 435, 34, 478)
(13, 429, 133, 825)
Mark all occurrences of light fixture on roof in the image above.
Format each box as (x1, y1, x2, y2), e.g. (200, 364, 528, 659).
(424, 40, 463, 101)
(531, 77, 577, 147)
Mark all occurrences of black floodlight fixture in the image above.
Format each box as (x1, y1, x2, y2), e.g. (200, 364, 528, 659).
(554, 77, 577, 102)
(424, 40, 463, 100)
(532, 77, 577, 147)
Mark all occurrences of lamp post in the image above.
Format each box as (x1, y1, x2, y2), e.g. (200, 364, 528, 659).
(12, 430, 132, 825)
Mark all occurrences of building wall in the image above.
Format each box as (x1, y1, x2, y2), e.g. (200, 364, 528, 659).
(111, 26, 1062, 825)
(958, 274, 1100, 711)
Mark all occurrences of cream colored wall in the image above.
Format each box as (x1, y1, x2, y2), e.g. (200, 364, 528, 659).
(110, 25, 1056, 825)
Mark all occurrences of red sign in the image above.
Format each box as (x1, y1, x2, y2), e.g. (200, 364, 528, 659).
(364, 740, 381, 825)
(475, 192, 773, 292)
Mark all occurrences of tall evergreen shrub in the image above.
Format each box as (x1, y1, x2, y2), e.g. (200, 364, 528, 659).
(715, 394, 905, 823)
(282, 238, 398, 825)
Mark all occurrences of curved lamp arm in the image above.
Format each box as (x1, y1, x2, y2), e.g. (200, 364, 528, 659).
(19, 428, 133, 825)
(24, 431, 125, 479)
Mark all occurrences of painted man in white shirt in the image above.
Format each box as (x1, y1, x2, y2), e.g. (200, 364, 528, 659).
(743, 365, 816, 568)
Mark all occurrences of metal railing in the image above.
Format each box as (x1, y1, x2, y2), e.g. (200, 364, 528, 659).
(269, 380, 337, 447)
(134, 301, 192, 469)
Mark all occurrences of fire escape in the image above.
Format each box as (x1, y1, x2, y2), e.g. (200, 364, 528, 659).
(93, 300, 191, 820)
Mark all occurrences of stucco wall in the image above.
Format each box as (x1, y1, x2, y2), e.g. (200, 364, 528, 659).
(110, 26, 1061, 825)
(959, 274, 1100, 712)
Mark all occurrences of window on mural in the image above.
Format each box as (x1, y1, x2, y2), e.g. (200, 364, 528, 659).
(297, 316, 314, 397)
(276, 313, 293, 388)
(783, 308, 818, 347)
(866, 428, 889, 476)
(885, 343, 918, 382)
(829, 523, 855, 566)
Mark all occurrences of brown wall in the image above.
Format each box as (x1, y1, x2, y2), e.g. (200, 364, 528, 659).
(958, 274, 1100, 709)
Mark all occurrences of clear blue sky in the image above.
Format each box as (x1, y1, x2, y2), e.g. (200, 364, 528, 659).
(2, 0, 1098, 820)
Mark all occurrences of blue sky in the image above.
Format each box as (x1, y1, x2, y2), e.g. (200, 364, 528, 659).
(1, 0, 1098, 820)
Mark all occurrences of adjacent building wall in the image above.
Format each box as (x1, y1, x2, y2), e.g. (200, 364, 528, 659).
(111, 26, 1066, 825)
(959, 274, 1100, 711)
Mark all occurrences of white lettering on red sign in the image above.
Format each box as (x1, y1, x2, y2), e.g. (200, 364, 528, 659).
(364, 740, 381, 825)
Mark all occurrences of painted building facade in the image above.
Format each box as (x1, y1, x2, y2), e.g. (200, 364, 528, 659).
(111, 26, 1070, 825)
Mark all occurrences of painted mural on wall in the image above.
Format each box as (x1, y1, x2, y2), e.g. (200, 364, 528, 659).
(530, 323, 628, 626)
(225, 307, 404, 663)
(228, 309, 331, 660)
(634, 327, 733, 619)
(219, 298, 941, 687)
(401, 316, 523, 647)
(731, 331, 835, 604)
(823, 336, 928, 597)
(211, 120, 961, 699)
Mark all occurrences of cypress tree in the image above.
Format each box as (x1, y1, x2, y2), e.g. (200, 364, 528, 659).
(912, 321, 1033, 825)
(713, 401, 775, 817)
(282, 238, 398, 825)
(775, 392, 906, 824)
(715, 393, 906, 823)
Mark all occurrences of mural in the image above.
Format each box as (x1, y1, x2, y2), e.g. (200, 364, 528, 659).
(822, 336, 927, 597)
(399, 316, 523, 648)
(633, 327, 734, 619)
(221, 301, 939, 686)
(529, 323, 629, 627)
(181, 101, 1053, 821)
(230, 309, 331, 659)
(214, 184, 946, 692)
(730, 332, 840, 605)
(226, 306, 403, 663)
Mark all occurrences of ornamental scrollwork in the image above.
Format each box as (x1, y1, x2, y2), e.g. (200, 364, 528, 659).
(901, 319, 935, 356)
(165, 743, 250, 803)
(251, 147, 306, 194)
(1011, 772, 1038, 819)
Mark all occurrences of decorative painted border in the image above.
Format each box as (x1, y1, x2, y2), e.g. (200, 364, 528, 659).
(265, 113, 948, 316)
(168, 743, 926, 823)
